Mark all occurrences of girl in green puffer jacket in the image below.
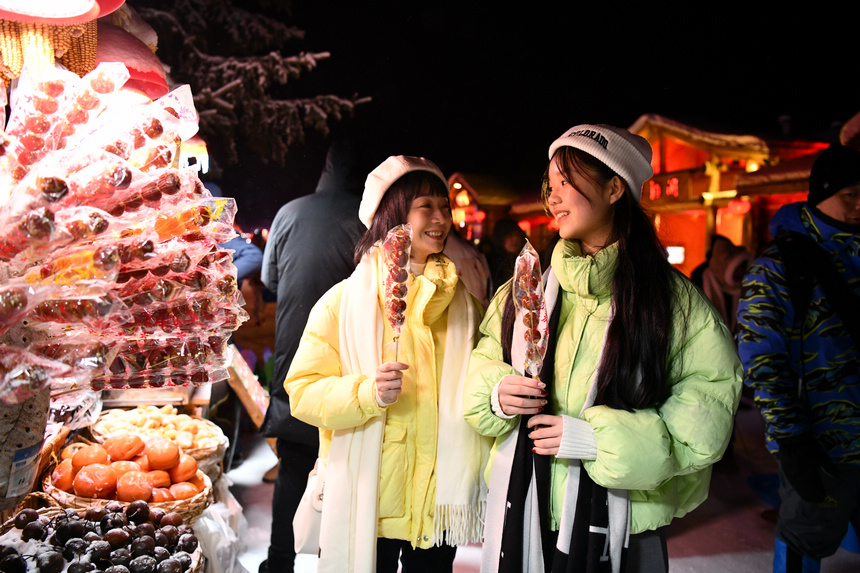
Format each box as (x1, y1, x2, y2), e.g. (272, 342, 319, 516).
(464, 124, 743, 573)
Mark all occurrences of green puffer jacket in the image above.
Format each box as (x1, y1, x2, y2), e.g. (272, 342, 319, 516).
(464, 240, 743, 534)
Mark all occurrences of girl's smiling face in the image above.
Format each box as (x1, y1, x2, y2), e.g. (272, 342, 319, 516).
(406, 194, 452, 263)
(545, 155, 623, 254)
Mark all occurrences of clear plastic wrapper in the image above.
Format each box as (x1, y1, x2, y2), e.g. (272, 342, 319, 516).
(512, 240, 548, 378)
(1, 63, 129, 187)
(381, 224, 411, 360)
(0, 280, 65, 335)
(23, 242, 121, 285)
(0, 347, 74, 404)
(0, 205, 57, 261)
(0, 62, 246, 397)
(48, 389, 103, 430)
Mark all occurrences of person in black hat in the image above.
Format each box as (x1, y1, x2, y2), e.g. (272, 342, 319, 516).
(737, 143, 860, 572)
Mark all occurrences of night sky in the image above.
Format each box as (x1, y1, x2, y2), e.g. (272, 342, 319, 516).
(228, 2, 856, 231)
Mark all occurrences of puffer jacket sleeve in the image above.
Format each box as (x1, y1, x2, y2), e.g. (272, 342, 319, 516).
(736, 249, 807, 443)
(464, 288, 520, 437)
(582, 280, 743, 491)
(284, 282, 385, 430)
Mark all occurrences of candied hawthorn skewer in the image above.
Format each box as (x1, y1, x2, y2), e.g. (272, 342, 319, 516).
(381, 224, 412, 361)
(512, 240, 548, 378)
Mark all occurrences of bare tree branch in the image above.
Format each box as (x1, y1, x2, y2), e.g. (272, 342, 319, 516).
(131, 0, 367, 167)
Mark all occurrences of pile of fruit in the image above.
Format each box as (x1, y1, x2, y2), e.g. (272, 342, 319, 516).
(0, 500, 200, 573)
(49, 436, 205, 504)
(89, 406, 224, 453)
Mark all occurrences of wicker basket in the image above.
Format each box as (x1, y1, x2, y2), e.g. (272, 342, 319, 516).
(89, 408, 228, 482)
(0, 496, 205, 573)
(41, 466, 213, 525)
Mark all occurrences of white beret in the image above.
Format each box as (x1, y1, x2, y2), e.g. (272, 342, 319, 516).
(359, 155, 447, 228)
(548, 124, 654, 202)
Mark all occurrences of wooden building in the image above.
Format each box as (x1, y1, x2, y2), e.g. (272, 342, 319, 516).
(632, 114, 827, 276)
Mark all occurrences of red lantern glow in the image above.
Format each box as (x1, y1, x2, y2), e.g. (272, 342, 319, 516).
(728, 199, 751, 215)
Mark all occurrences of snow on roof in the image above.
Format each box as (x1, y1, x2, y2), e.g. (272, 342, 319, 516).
(736, 151, 820, 190)
(630, 113, 770, 158)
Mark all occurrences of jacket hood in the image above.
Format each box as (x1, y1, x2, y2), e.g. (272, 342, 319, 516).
(315, 138, 364, 196)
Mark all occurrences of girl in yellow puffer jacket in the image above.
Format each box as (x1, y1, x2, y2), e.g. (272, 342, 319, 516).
(285, 155, 491, 573)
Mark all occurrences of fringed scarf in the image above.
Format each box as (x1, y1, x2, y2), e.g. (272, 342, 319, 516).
(483, 269, 631, 573)
(318, 248, 488, 573)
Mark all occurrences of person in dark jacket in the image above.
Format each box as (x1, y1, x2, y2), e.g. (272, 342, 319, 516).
(259, 138, 367, 573)
(736, 143, 860, 572)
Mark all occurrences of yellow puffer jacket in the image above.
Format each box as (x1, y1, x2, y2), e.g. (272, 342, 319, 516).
(285, 251, 476, 548)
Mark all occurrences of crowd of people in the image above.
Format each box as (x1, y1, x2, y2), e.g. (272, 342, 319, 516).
(219, 126, 859, 573)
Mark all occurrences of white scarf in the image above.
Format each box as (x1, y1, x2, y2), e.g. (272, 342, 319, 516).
(319, 248, 487, 573)
(482, 268, 631, 573)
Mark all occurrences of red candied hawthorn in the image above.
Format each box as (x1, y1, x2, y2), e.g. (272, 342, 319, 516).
(522, 311, 538, 328)
(38, 176, 69, 203)
(104, 140, 129, 159)
(390, 283, 407, 298)
(66, 105, 89, 125)
(108, 166, 133, 189)
(130, 129, 146, 149)
(11, 166, 27, 181)
(122, 195, 143, 212)
(0, 287, 28, 322)
(20, 134, 44, 152)
(90, 73, 116, 94)
(66, 214, 108, 240)
(520, 293, 540, 311)
(389, 266, 408, 283)
(524, 328, 542, 343)
(388, 247, 407, 267)
(33, 96, 59, 115)
(24, 114, 51, 134)
(140, 145, 173, 171)
(143, 118, 163, 139)
(168, 251, 191, 273)
(386, 298, 406, 315)
(76, 90, 100, 111)
(16, 149, 36, 166)
(38, 80, 65, 98)
(58, 122, 75, 138)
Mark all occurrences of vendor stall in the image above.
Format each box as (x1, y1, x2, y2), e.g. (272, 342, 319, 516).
(0, 3, 261, 572)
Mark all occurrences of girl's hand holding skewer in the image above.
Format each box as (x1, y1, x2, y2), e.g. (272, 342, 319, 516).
(375, 361, 408, 405)
(497, 374, 547, 415)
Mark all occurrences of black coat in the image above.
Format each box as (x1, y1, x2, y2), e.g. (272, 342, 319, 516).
(260, 143, 365, 445)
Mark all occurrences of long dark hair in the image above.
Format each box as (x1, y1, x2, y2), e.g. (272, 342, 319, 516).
(501, 147, 682, 411)
(353, 171, 449, 265)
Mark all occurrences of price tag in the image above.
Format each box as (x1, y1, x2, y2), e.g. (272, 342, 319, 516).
(5, 440, 44, 498)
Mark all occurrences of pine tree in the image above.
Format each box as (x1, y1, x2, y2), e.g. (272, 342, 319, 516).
(131, 0, 367, 170)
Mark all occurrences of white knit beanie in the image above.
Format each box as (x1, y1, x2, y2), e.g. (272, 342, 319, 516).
(358, 155, 448, 228)
(548, 124, 654, 202)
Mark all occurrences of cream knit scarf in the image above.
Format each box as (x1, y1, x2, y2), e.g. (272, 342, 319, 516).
(318, 247, 487, 573)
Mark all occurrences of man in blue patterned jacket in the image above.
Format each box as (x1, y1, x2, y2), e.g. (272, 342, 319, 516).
(737, 143, 860, 572)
